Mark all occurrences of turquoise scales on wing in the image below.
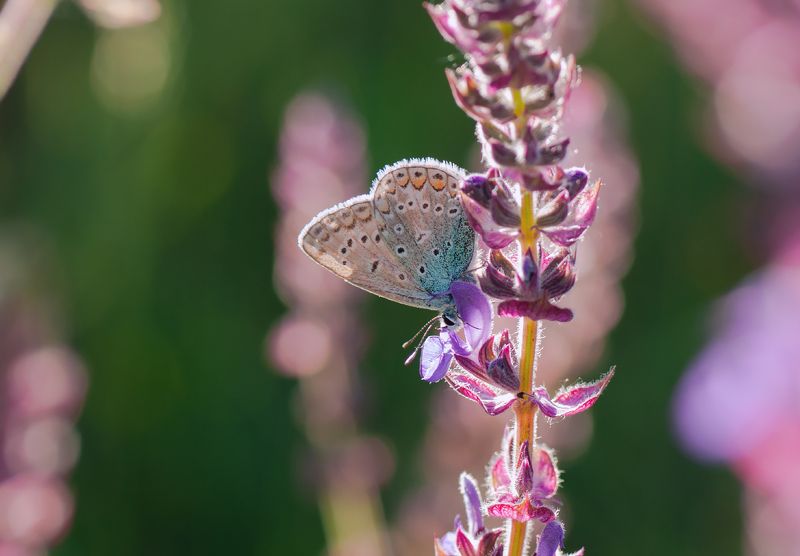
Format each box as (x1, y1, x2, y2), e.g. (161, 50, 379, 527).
(298, 159, 476, 319)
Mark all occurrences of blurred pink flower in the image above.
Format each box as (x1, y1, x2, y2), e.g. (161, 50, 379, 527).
(78, 0, 161, 29)
(267, 93, 392, 556)
(0, 240, 87, 553)
(673, 261, 800, 462)
(638, 0, 800, 186)
(673, 221, 800, 555)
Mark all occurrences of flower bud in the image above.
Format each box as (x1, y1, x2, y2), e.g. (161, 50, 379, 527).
(460, 173, 520, 249)
(487, 344, 520, 391)
(536, 189, 570, 227)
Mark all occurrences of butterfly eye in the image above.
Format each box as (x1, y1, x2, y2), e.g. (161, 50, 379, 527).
(442, 314, 455, 327)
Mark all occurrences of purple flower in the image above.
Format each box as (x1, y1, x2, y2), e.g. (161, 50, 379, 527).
(446, 328, 519, 415)
(485, 430, 559, 523)
(480, 247, 575, 322)
(420, 281, 492, 382)
(673, 264, 800, 462)
(536, 520, 585, 556)
(434, 473, 504, 556)
(460, 170, 520, 249)
(445, 320, 613, 417)
(446, 370, 519, 416)
(538, 176, 601, 247)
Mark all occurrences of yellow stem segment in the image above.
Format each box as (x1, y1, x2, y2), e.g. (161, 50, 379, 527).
(505, 189, 540, 556)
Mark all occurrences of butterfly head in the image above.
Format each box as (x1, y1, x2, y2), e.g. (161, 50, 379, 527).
(441, 307, 460, 330)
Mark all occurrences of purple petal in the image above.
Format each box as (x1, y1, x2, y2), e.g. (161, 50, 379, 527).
(451, 281, 492, 351)
(435, 534, 457, 556)
(481, 230, 518, 249)
(446, 372, 517, 416)
(486, 495, 553, 523)
(461, 196, 519, 249)
(571, 179, 601, 228)
(460, 473, 484, 536)
(490, 186, 521, 227)
(489, 249, 516, 278)
(486, 495, 533, 521)
(536, 521, 565, 556)
(489, 451, 511, 492)
(532, 368, 615, 417)
(479, 264, 517, 299)
(540, 254, 576, 299)
(420, 336, 453, 382)
(456, 529, 477, 556)
(424, 3, 458, 46)
(536, 189, 570, 227)
(514, 441, 534, 496)
(487, 345, 520, 391)
(453, 353, 489, 381)
(447, 328, 472, 357)
(476, 530, 503, 556)
(521, 249, 539, 289)
(542, 225, 589, 247)
(532, 447, 559, 499)
(498, 299, 574, 323)
(564, 167, 589, 197)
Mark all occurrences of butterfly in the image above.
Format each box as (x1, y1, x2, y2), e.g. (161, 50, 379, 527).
(297, 158, 477, 327)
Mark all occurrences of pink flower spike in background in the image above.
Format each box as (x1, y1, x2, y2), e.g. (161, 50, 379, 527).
(267, 92, 393, 556)
(0, 237, 87, 554)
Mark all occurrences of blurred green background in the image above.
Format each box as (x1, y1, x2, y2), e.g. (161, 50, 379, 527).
(0, 0, 753, 554)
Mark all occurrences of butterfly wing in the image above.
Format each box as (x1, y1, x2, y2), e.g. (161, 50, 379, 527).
(298, 196, 434, 308)
(371, 159, 475, 298)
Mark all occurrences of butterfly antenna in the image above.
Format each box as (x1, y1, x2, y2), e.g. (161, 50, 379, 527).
(401, 314, 440, 350)
(402, 315, 440, 366)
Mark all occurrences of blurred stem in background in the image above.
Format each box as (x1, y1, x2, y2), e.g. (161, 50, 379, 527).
(0, 0, 161, 551)
(0, 0, 59, 99)
(0, 0, 161, 99)
(267, 93, 394, 556)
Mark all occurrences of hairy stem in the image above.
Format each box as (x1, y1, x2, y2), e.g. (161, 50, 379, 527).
(506, 190, 540, 556)
(0, 0, 59, 99)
